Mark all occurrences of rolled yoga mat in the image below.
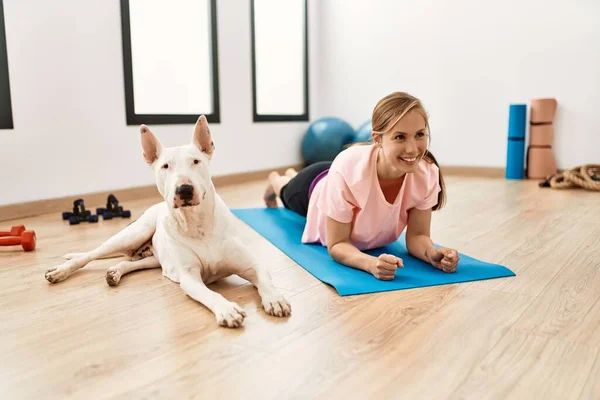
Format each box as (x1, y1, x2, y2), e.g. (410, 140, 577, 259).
(506, 104, 527, 180)
(231, 207, 515, 296)
(527, 98, 558, 179)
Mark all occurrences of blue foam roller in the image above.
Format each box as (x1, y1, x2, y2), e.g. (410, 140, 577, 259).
(506, 104, 527, 179)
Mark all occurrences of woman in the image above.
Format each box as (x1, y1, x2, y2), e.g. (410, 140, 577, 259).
(264, 91, 459, 280)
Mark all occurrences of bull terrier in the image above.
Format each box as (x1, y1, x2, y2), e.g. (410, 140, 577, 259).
(45, 116, 291, 328)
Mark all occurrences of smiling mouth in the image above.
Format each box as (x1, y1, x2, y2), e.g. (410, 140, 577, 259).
(398, 156, 419, 165)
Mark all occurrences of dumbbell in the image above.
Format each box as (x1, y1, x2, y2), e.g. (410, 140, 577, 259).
(0, 230, 36, 251)
(0, 225, 26, 237)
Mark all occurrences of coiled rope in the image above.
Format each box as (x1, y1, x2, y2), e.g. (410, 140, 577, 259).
(539, 164, 600, 191)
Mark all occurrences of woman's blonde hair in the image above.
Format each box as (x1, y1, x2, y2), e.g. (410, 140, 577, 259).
(351, 91, 446, 210)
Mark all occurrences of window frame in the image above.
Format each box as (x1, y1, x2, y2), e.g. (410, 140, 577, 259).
(0, 0, 13, 130)
(250, 0, 309, 122)
(119, 0, 221, 125)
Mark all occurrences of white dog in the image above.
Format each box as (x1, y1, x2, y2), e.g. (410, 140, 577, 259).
(45, 116, 291, 328)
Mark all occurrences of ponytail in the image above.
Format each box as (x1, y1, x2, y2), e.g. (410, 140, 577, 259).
(423, 150, 446, 211)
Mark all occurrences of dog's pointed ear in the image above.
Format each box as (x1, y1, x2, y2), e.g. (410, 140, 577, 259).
(140, 124, 163, 165)
(192, 115, 215, 159)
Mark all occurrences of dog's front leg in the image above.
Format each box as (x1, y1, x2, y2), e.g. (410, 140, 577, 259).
(223, 239, 291, 318)
(179, 270, 247, 328)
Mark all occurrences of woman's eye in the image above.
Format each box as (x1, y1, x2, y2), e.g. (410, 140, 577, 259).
(395, 135, 405, 141)
(193, 159, 200, 165)
(162, 163, 169, 169)
(417, 132, 425, 138)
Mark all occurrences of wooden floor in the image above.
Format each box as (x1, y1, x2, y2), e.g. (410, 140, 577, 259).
(1, 176, 599, 399)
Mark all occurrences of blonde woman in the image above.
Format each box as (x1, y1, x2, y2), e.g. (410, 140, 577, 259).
(264, 92, 460, 280)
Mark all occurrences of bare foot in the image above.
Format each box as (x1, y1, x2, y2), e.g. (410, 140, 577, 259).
(284, 168, 297, 178)
(263, 181, 278, 208)
(268, 171, 280, 182)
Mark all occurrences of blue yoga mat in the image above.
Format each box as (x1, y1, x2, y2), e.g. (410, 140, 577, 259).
(231, 207, 515, 296)
(506, 104, 527, 180)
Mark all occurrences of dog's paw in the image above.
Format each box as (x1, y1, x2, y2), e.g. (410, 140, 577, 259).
(62, 252, 84, 260)
(262, 293, 291, 317)
(215, 301, 247, 328)
(45, 267, 69, 284)
(105, 269, 121, 286)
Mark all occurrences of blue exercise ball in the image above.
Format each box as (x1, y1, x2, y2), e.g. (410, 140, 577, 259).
(301, 117, 355, 165)
(353, 120, 373, 143)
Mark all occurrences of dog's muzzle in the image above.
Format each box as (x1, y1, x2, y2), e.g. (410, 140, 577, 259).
(174, 184, 199, 208)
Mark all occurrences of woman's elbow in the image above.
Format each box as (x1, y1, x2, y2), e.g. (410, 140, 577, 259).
(326, 239, 346, 263)
(326, 241, 339, 260)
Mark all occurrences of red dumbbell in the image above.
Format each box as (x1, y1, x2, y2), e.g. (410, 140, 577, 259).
(0, 225, 26, 237)
(0, 229, 36, 251)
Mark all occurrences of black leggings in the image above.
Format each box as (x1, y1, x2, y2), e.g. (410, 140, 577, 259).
(280, 161, 332, 217)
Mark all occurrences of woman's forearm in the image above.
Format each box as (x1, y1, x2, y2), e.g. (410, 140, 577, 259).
(328, 241, 376, 273)
(406, 234, 436, 264)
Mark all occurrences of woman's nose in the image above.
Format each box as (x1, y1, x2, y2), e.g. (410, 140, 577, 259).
(405, 140, 418, 154)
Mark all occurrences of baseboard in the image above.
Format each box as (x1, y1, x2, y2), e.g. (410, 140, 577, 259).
(441, 166, 505, 178)
(0, 164, 302, 222)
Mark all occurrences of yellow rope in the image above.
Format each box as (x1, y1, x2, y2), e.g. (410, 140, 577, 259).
(539, 164, 600, 191)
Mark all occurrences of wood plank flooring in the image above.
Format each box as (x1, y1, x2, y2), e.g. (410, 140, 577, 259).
(0, 176, 598, 399)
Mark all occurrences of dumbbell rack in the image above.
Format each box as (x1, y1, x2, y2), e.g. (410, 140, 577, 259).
(62, 199, 99, 225)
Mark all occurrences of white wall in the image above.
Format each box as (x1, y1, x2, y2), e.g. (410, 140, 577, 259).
(3, 0, 597, 208)
(315, 0, 600, 169)
(0, 0, 320, 206)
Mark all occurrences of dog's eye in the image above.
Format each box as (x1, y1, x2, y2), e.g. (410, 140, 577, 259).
(193, 159, 200, 165)
(162, 163, 169, 169)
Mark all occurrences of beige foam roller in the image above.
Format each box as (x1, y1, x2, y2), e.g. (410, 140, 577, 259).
(527, 147, 557, 179)
(529, 125, 554, 146)
(530, 98, 557, 123)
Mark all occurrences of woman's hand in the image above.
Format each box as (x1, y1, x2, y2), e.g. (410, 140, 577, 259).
(369, 254, 403, 280)
(425, 247, 459, 273)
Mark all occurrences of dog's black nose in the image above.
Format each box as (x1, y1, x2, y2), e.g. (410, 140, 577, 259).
(176, 184, 194, 201)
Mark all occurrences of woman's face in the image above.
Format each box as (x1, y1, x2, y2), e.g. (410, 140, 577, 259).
(373, 109, 429, 177)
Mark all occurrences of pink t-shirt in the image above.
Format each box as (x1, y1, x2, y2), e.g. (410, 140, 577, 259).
(301, 144, 441, 250)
